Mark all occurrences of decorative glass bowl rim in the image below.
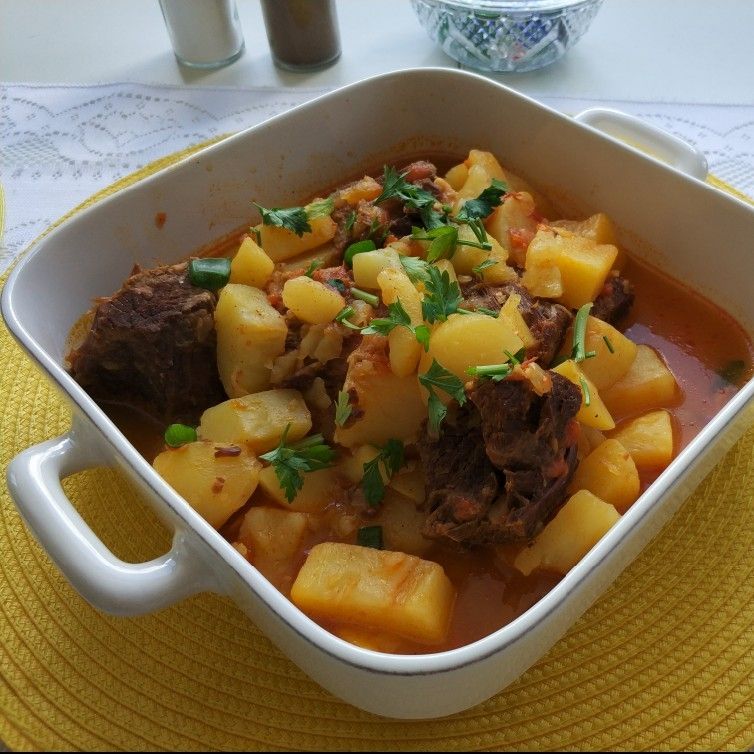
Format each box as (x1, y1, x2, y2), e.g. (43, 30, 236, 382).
(412, 0, 601, 13)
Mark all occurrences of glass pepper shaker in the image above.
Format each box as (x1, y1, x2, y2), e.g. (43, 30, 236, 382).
(260, 0, 341, 71)
(159, 0, 245, 69)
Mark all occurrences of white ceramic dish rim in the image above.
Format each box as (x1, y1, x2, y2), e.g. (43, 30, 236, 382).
(3, 68, 754, 681)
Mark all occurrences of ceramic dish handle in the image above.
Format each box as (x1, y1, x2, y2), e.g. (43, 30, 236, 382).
(6, 430, 213, 616)
(573, 108, 708, 181)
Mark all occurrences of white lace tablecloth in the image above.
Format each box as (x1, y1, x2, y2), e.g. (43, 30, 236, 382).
(2, 82, 753, 272)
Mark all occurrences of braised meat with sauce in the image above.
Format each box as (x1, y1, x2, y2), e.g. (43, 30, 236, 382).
(68, 261, 225, 423)
(420, 374, 582, 546)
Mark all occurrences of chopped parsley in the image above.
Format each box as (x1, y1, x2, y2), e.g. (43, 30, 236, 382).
(466, 348, 526, 382)
(570, 302, 597, 362)
(418, 359, 467, 435)
(399, 255, 432, 284)
(334, 390, 352, 427)
(350, 287, 380, 307)
(362, 439, 405, 506)
(579, 376, 592, 407)
(603, 335, 615, 354)
(357, 525, 383, 549)
(456, 179, 508, 222)
(373, 166, 437, 211)
(303, 259, 323, 277)
(344, 239, 376, 267)
(421, 265, 463, 324)
(306, 196, 335, 219)
(335, 305, 362, 331)
(253, 202, 311, 237)
(472, 257, 499, 277)
(259, 426, 336, 503)
(361, 299, 429, 351)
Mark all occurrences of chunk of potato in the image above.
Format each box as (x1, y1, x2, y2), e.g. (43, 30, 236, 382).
(450, 225, 517, 284)
(444, 163, 469, 191)
(466, 149, 506, 180)
(258, 464, 346, 513)
(338, 445, 381, 484)
(258, 214, 337, 262)
(389, 462, 426, 504)
(561, 315, 638, 391)
(335, 343, 428, 447)
(568, 439, 640, 512)
(291, 542, 456, 644)
(239, 506, 308, 578)
(199, 389, 311, 454)
(426, 312, 524, 381)
(153, 440, 261, 529)
(514, 490, 620, 576)
(601, 345, 679, 417)
(372, 489, 431, 556)
(485, 192, 539, 253)
(521, 263, 563, 299)
(609, 410, 675, 468)
(552, 359, 615, 430)
(282, 275, 346, 324)
(352, 248, 401, 289)
(215, 283, 288, 397)
(378, 267, 424, 377)
(526, 227, 618, 308)
(499, 293, 537, 348)
(551, 213, 619, 246)
(335, 176, 382, 206)
(229, 236, 274, 288)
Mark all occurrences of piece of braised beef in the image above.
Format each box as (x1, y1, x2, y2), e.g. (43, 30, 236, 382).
(592, 273, 635, 325)
(68, 261, 225, 424)
(420, 374, 581, 546)
(461, 281, 572, 367)
(418, 404, 501, 544)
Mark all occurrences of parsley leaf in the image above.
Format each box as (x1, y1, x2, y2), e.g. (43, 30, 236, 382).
(334, 390, 352, 427)
(304, 259, 323, 277)
(254, 202, 311, 237)
(421, 265, 463, 324)
(472, 257, 499, 277)
(361, 439, 405, 506)
(335, 306, 363, 331)
(306, 196, 335, 219)
(418, 360, 467, 435)
(361, 299, 412, 337)
(411, 225, 458, 263)
(399, 255, 432, 284)
(456, 179, 508, 221)
(466, 347, 526, 382)
(373, 166, 437, 212)
(259, 426, 335, 503)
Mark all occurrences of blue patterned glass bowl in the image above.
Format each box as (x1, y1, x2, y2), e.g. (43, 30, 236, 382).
(411, 0, 604, 73)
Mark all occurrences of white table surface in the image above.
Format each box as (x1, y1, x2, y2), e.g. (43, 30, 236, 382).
(2, 0, 753, 105)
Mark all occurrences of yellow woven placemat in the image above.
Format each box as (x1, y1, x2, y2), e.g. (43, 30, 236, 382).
(2, 149, 754, 752)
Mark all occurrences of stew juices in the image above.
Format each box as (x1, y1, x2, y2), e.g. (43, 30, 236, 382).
(75, 151, 753, 655)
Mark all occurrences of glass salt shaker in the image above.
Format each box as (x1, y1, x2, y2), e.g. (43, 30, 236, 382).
(159, 0, 245, 69)
(260, 0, 341, 71)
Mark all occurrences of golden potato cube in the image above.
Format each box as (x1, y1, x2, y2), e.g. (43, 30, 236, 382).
(514, 490, 620, 576)
(568, 438, 640, 512)
(378, 267, 424, 378)
(258, 464, 345, 513)
(451, 225, 517, 284)
(466, 149, 506, 180)
(521, 264, 563, 299)
(427, 312, 524, 381)
(499, 293, 537, 349)
(239, 506, 308, 566)
(433, 258, 458, 283)
(389, 463, 426, 504)
(199, 389, 311, 454)
(258, 214, 336, 262)
(556, 235, 619, 309)
(444, 163, 469, 191)
(601, 345, 679, 417)
(485, 192, 538, 252)
(552, 359, 615, 430)
(336, 176, 382, 206)
(338, 445, 381, 484)
(282, 275, 346, 325)
(564, 315, 638, 391)
(551, 213, 619, 246)
(373, 490, 431, 556)
(229, 236, 274, 288)
(352, 248, 401, 289)
(455, 163, 495, 206)
(215, 283, 288, 397)
(609, 410, 675, 469)
(335, 351, 428, 448)
(153, 440, 260, 529)
(291, 542, 456, 644)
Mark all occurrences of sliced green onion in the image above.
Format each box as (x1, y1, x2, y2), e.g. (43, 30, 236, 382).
(350, 287, 380, 307)
(164, 423, 197, 448)
(579, 376, 592, 407)
(571, 302, 595, 362)
(188, 257, 231, 291)
(335, 306, 362, 330)
(357, 525, 383, 549)
(466, 363, 514, 381)
(344, 239, 376, 267)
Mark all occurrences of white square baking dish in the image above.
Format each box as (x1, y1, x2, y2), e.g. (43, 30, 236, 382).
(4, 68, 754, 719)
